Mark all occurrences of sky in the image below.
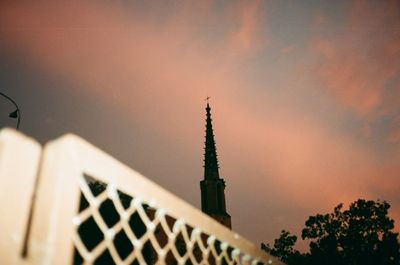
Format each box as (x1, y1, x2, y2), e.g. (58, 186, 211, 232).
(0, 0, 399, 250)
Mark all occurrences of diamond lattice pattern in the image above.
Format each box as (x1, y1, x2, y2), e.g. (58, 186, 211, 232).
(72, 174, 266, 265)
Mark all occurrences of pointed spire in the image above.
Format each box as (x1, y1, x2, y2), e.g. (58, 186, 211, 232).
(204, 100, 220, 180)
(200, 99, 232, 228)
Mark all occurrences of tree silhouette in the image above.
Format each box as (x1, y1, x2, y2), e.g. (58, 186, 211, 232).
(263, 199, 400, 265)
(266, 230, 303, 264)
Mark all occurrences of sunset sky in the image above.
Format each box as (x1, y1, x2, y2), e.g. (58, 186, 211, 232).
(1, 0, 399, 249)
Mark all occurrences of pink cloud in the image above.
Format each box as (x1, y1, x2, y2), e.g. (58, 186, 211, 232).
(280, 44, 296, 54)
(311, 1, 400, 117)
(312, 12, 326, 28)
(227, 0, 265, 56)
(387, 129, 400, 144)
(386, 115, 400, 144)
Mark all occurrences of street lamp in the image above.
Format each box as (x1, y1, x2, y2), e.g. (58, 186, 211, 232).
(0, 92, 21, 130)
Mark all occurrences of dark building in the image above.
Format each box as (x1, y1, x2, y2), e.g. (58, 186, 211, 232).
(200, 102, 232, 229)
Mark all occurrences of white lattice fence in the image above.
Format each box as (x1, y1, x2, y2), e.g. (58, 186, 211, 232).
(0, 129, 284, 265)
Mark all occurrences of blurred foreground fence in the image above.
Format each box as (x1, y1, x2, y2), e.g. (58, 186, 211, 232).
(0, 128, 284, 265)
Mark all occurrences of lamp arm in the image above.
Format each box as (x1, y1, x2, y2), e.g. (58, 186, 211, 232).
(0, 92, 21, 130)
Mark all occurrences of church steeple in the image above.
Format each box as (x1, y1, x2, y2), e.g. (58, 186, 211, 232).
(200, 100, 232, 229)
(204, 102, 220, 180)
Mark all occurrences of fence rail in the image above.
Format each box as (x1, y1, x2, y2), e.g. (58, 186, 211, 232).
(0, 128, 284, 265)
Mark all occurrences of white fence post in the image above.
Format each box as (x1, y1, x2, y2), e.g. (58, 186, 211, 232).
(27, 135, 82, 265)
(0, 128, 41, 265)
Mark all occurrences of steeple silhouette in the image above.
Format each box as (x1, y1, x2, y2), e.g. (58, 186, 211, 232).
(200, 101, 232, 229)
(204, 102, 220, 180)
